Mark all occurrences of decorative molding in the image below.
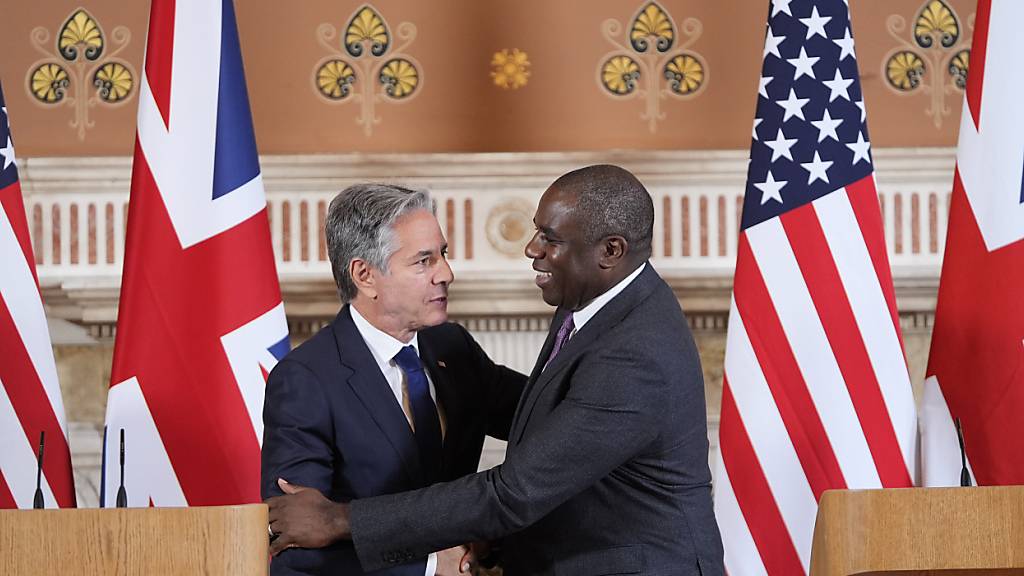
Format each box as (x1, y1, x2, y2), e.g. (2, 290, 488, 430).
(40, 149, 945, 507)
(18, 148, 957, 188)
(491, 49, 531, 90)
(883, 0, 973, 128)
(484, 198, 534, 256)
(73, 308, 937, 347)
(457, 316, 551, 333)
(313, 4, 422, 136)
(26, 9, 135, 140)
(599, 1, 707, 133)
(19, 148, 953, 325)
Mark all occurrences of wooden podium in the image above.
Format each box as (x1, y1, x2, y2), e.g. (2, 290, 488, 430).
(0, 504, 268, 575)
(810, 486, 1024, 576)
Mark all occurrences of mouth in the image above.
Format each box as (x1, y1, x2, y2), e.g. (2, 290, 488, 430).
(429, 295, 448, 306)
(534, 270, 552, 288)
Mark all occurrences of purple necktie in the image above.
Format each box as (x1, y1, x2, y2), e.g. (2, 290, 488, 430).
(543, 313, 575, 371)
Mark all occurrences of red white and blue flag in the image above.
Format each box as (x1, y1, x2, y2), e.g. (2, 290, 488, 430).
(102, 0, 289, 507)
(922, 0, 1024, 486)
(713, 1, 917, 573)
(0, 81, 77, 510)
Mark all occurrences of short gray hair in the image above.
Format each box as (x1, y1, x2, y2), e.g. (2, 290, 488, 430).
(325, 183, 433, 303)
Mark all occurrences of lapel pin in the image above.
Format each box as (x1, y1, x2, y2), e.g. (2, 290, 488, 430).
(437, 360, 446, 368)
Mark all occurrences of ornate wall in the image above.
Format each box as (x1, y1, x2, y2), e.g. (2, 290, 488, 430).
(0, 0, 975, 505)
(2, 0, 974, 155)
(24, 147, 954, 505)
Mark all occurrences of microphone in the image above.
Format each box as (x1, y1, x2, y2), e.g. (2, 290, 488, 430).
(116, 428, 128, 508)
(955, 417, 972, 487)
(33, 431, 45, 509)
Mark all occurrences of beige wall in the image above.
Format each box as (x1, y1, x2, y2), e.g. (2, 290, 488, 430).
(1, 0, 975, 156)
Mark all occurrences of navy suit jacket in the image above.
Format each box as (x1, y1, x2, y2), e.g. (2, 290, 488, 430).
(262, 306, 526, 575)
(349, 265, 724, 576)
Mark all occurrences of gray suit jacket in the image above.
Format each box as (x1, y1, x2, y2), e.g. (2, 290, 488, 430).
(350, 265, 724, 576)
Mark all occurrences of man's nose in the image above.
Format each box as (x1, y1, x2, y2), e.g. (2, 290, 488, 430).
(436, 255, 454, 285)
(524, 231, 543, 259)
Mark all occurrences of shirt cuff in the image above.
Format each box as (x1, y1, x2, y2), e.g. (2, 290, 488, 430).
(425, 552, 437, 576)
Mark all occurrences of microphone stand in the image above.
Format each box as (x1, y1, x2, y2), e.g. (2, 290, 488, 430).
(955, 417, 972, 487)
(33, 431, 45, 509)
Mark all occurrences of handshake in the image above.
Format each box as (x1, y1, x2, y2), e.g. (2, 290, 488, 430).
(267, 478, 493, 575)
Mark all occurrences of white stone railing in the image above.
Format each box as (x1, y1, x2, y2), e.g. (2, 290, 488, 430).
(32, 151, 949, 505)
(20, 149, 954, 290)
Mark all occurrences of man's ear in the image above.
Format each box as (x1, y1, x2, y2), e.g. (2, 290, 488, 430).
(598, 235, 628, 269)
(349, 258, 378, 299)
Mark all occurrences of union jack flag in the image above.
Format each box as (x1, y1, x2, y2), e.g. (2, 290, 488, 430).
(101, 0, 289, 507)
(712, 1, 917, 573)
(0, 80, 77, 510)
(922, 0, 1024, 487)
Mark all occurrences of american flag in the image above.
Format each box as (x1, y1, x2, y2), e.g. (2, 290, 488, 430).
(0, 80, 77, 509)
(712, 1, 917, 573)
(101, 0, 289, 507)
(922, 0, 1024, 487)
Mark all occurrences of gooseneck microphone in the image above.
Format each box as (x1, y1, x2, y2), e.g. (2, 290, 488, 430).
(116, 428, 128, 508)
(955, 418, 972, 487)
(33, 431, 45, 509)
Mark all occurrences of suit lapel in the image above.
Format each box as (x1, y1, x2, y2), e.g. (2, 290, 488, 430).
(418, 336, 462, 472)
(509, 312, 564, 439)
(332, 306, 424, 486)
(511, 266, 661, 444)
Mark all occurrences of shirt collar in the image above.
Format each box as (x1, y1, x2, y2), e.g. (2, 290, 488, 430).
(349, 303, 420, 366)
(572, 262, 646, 331)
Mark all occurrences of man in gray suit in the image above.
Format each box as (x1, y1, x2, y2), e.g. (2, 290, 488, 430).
(267, 165, 724, 576)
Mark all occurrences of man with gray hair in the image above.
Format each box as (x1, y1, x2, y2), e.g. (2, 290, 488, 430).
(262, 183, 526, 576)
(267, 166, 723, 575)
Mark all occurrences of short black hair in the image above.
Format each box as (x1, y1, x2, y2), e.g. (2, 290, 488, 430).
(552, 164, 654, 258)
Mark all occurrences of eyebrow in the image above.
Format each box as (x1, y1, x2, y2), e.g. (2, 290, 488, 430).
(410, 244, 447, 260)
(538, 225, 559, 238)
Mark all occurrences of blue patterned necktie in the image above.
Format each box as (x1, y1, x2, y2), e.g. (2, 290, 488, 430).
(543, 313, 575, 371)
(393, 345, 442, 483)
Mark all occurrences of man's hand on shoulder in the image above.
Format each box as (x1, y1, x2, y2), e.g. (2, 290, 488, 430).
(267, 478, 351, 556)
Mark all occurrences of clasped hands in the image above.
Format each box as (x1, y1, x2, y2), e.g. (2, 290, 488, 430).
(266, 478, 479, 575)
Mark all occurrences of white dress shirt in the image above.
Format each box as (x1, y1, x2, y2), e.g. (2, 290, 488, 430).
(350, 304, 440, 423)
(571, 262, 647, 331)
(349, 304, 440, 576)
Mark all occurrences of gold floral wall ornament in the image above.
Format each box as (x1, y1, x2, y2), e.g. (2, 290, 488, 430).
(883, 0, 973, 128)
(491, 49, 531, 90)
(598, 1, 707, 133)
(26, 8, 135, 140)
(948, 49, 969, 89)
(313, 4, 422, 136)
